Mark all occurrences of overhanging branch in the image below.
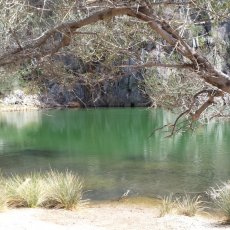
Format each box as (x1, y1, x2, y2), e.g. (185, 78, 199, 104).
(118, 62, 194, 69)
(0, 5, 230, 96)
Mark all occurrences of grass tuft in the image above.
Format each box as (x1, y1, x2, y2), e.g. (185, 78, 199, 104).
(3, 170, 84, 210)
(4, 173, 44, 208)
(42, 170, 83, 210)
(208, 181, 230, 220)
(176, 194, 204, 217)
(159, 194, 175, 217)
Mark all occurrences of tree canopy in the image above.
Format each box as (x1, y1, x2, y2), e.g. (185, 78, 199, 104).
(0, 0, 230, 133)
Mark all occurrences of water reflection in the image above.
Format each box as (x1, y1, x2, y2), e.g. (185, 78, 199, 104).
(0, 110, 41, 129)
(0, 108, 229, 200)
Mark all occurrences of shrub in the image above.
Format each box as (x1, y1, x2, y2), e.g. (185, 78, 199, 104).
(4, 173, 44, 208)
(42, 170, 83, 210)
(176, 194, 204, 217)
(209, 181, 230, 219)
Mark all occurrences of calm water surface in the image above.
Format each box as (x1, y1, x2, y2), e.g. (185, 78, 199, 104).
(0, 108, 230, 200)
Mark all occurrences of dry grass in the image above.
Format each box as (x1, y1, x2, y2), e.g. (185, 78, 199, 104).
(41, 170, 84, 210)
(4, 173, 44, 208)
(159, 194, 175, 217)
(209, 181, 230, 220)
(0, 177, 7, 211)
(159, 194, 206, 217)
(175, 195, 205, 217)
(3, 170, 83, 210)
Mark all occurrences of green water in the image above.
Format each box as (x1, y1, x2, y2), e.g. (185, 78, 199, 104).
(0, 108, 230, 200)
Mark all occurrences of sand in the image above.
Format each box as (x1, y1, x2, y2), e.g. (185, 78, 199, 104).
(0, 201, 229, 230)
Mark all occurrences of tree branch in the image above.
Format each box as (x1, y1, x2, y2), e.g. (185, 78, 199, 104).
(0, 5, 230, 96)
(152, 89, 224, 137)
(119, 62, 194, 69)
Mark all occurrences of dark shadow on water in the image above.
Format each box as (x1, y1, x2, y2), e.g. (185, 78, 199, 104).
(21, 149, 59, 158)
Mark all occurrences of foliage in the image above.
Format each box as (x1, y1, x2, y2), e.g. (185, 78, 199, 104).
(144, 69, 203, 109)
(208, 181, 230, 219)
(0, 0, 229, 122)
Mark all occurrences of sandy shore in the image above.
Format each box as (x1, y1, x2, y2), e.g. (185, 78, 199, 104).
(0, 201, 229, 230)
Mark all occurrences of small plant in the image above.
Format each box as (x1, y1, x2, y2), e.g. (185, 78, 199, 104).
(4, 173, 44, 208)
(208, 181, 230, 220)
(176, 194, 204, 217)
(159, 194, 175, 217)
(42, 170, 83, 210)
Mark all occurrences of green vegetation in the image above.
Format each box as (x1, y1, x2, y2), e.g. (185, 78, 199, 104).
(1, 170, 83, 210)
(209, 182, 230, 220)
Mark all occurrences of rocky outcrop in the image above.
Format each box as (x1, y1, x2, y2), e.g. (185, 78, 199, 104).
(40, 71, 151, 108)
(36, 54, 151, 108)
(219, 21, 230, 74)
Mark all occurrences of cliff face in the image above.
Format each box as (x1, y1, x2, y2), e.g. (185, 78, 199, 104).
(220, 22, 230, 74)
(40, 55, 151, 108)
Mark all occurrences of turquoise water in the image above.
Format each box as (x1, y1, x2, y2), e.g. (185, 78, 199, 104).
(0, 108, 230, 200)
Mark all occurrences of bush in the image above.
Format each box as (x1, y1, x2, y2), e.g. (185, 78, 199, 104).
(42, 170, 83, 210)
(209, 181, 230, 219)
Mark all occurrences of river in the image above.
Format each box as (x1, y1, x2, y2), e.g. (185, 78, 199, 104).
(0, 108, 230, 200)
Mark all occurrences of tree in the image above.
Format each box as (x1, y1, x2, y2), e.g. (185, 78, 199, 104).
(0, 0, 230, 133)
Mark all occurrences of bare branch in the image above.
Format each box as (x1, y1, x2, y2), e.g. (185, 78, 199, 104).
(0, 5, 230, 96)
(151, 89, 225, 137)
(118, 62, 194, 69)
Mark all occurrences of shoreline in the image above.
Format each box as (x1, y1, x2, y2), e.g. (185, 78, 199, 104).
(0, 104, 41, 112)
(0, 199, 228, 230)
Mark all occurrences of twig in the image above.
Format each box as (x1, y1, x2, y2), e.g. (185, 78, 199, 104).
(118, 62, 193, 69)
(9, 28, 22, 50)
